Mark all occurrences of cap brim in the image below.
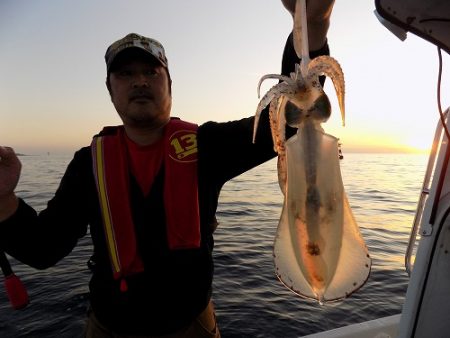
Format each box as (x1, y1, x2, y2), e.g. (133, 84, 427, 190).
(107, 47, 165, 73)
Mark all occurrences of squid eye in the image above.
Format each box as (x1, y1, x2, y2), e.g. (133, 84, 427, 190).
(312, 94, 332, 121)
(285, 100, 305, 128)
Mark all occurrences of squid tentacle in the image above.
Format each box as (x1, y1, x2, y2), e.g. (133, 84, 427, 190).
(307, 56, 346, 125)
(269, 99, 280, 152)
(253, 81, 300, 143)
(257, 74, 292, 98)
(253, 89, 281, 143)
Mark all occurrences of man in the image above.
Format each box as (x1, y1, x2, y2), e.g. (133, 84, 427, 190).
(0, 1, 335, 336)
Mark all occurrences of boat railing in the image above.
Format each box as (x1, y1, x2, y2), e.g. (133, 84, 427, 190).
(406, 108, 450, 275)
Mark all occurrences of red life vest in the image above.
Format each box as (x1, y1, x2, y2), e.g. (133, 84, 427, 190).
(91, 119, 200, 289)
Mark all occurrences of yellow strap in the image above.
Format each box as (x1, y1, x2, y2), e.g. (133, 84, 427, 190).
(94, 137, 121, 275)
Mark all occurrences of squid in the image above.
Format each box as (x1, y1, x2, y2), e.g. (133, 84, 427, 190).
(253, 0, 371, 304)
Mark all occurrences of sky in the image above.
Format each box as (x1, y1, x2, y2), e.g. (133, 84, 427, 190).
(1, 0, 449, 155)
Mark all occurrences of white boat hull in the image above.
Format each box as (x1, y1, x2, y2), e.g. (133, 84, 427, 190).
(301, 314, 400, 338)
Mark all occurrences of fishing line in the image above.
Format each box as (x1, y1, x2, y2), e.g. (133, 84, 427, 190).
(429, 47, 449, 225)
(436, 47, 449, 140)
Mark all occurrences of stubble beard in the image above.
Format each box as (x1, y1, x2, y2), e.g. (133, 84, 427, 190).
(120, 103, 171, 130)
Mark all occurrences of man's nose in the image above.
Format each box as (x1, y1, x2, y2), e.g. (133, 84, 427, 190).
(132, 73, 149, 88)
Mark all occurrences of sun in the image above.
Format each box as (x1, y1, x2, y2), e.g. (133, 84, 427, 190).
(405, 136, 433, 154)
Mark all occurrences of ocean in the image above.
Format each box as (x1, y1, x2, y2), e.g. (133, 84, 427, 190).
(0, 152, 428, 337)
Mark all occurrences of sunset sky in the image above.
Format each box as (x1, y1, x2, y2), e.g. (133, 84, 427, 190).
(1, 0, 449, 155)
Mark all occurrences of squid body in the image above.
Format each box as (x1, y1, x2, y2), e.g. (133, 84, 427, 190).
(253, 0, 371, 304)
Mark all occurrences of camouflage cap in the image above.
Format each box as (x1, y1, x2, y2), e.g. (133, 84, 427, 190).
(105, 33, 168, 72)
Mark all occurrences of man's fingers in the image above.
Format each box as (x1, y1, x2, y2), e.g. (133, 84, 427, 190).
(0, 146, 17, 160)
(0, 146, 13, 155)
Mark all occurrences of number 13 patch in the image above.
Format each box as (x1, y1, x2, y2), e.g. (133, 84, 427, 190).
(169, 130, 198, 163)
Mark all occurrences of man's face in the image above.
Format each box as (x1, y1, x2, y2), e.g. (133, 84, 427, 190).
(108, 50, 172, 129)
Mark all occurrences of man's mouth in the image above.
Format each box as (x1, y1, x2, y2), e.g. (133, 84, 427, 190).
(129, 92, 153, 102)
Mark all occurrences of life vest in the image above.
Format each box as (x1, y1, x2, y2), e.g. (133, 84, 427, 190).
(91, 119, 200, 290)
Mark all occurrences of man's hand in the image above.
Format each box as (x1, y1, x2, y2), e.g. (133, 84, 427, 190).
(0, 146, 21, 221)
(282, 0, 335, 51)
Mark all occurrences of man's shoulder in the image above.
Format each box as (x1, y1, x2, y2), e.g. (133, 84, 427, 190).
(76, 145, 92, 155)
(71, 145, 93, 165)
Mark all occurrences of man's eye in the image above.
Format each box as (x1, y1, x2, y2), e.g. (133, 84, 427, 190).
(145, 69, 158, 76)
(118, 70, 132, 77)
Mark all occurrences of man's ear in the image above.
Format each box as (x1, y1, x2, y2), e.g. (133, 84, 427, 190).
(106, 78, 112, 97)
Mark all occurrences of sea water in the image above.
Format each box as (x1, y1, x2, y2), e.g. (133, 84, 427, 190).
(0, 153, 427, 337)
